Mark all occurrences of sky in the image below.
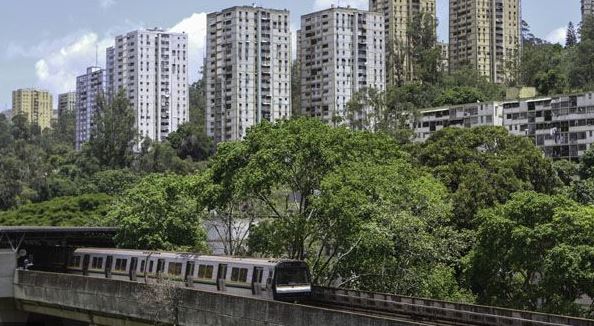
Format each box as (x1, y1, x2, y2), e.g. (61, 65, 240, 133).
(0, 0, 581, 110)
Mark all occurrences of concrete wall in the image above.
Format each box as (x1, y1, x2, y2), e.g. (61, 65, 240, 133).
(14, 270, 419, 326)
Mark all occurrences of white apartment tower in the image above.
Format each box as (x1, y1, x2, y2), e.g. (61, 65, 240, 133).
(106, 29, 189, 142)
(206, 6, 292, 143)
(449, 0, 521, 84)
(583, 0, 594, 20)
(370, 0, 436, 85)
(298, 6, 385, 126)
(75, 67, 106, 150)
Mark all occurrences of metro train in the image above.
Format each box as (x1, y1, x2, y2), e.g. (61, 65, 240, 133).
(66, 248, 311, 301)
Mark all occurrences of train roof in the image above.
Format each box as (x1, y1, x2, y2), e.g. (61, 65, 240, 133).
(73, 248, 297, 267)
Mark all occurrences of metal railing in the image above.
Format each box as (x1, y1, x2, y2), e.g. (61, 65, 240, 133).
(311, 287, 594, 326)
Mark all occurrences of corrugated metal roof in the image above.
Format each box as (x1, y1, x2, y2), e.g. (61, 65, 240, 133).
(0, 226, 117, 233)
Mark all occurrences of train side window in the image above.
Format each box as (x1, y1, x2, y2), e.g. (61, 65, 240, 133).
(69, 256, 81, 267)
(140, 260, 145, 272)
(197, 264, 214, 279)
(91, 257, 103, 269)
(167, 262, 182, 276)
(114, 258, 127, 271)
(231, 267, 248, 282)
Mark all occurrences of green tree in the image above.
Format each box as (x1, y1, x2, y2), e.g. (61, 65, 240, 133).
(309, 159, 471, 300)
(208, 118, 404, 261)
(167, 123, 213, 161)
(407, 13, 441, 84)
(85, 90, 137, 169)
(433, 86, 486, 106)
(566, 22, 578, 47)
(110, 174, 207, 251)
(579, 145, 594, 179)
(568, 16, 594, 89)
(291, 60, 302, 117)
(417, 126, 560, 228)
(553, 159, 579, 186)
(464, 192, 594, 317)
(189, 80, 206, 126)
(0, 193, 113, 226)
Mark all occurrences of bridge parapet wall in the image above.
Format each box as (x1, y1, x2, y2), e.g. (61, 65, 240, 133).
(14, 270, 419, 326)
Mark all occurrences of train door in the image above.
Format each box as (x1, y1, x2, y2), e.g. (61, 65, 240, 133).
(185, 261, 195, 287)
(156, 259, 165, 280)
(129, 257, 138, 281)
(82, 254, 90, 276)
(251, 266, 264, 295)
(216, 264, 228, 291)
(105, 255, 113, 279)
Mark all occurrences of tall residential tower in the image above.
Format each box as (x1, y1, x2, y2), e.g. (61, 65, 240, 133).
(298, 6, 385, 126)
(75, 66, 106, 150)
(57, 92, 76, 119)
(369, 0, 436, 85)
(449, 0, 521, 84)
(205, 6, 292, 143)
(106, 28, 189, 142)
(12, 89, 53, 130)
(583, 0, 594, 19)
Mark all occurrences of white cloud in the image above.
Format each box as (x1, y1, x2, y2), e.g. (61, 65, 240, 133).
(99, 0, 115, 9)
(25, 13, 207, 106)
(168, 12, 208, 81)
(34, 32, 113, 97)
(313, 0, 368, 11)
(545, 26, 567, 45)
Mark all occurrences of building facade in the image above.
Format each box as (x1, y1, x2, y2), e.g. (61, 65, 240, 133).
(12, 89, 53, 130)
(583, 0, 594, 20)
(75, 67, 106, 150)
(299, 6, 385, 126)
(412, 92, 594, 160)
(205, 6, 292, 143)
(412, 101, 504, 142)
(449, 0, 521, 84)
(106, 28, 189, 142)
(504, 93, 594, 160)
(57, 92, 76, 119)
(370, 0, 436, 85)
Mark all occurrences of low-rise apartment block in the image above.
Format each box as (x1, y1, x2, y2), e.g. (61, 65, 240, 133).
(413, 92, 594, 160)
(298, 6, 385, 126)
(504, 93, 594, 160)
(412, 102, 503, 142)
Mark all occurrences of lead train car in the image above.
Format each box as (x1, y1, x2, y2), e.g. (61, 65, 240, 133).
(67, 248, 311, 301)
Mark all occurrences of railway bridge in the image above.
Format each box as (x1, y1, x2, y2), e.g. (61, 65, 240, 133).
(0, 227, 592, 326)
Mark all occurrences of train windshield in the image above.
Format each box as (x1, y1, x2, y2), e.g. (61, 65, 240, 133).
(275, 267, 309, 286)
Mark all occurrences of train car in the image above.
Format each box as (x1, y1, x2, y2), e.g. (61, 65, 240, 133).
(67, 248, 311, 301)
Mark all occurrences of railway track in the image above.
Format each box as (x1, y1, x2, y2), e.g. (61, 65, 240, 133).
(306, 287, 594, 326)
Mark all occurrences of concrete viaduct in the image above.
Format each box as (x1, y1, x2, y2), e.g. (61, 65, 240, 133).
(0, 227, 592, 326)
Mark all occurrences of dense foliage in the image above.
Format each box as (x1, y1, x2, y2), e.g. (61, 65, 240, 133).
(2, 14, 594, 320)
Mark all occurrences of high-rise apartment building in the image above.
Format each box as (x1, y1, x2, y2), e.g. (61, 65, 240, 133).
(206, 6, 292, 143)
(58, 92, 76, 119)
(75, 67, 106, 150)
(106, 28, 189, 142)
(449, 0, 521, 84)
(370, 0, 436, 85)
(583, 0, 594, 19)
(299, 6, 385, 126)
(12, 89, 53, 130)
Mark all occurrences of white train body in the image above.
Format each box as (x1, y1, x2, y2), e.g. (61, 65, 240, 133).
(67, 248, 311, 301)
